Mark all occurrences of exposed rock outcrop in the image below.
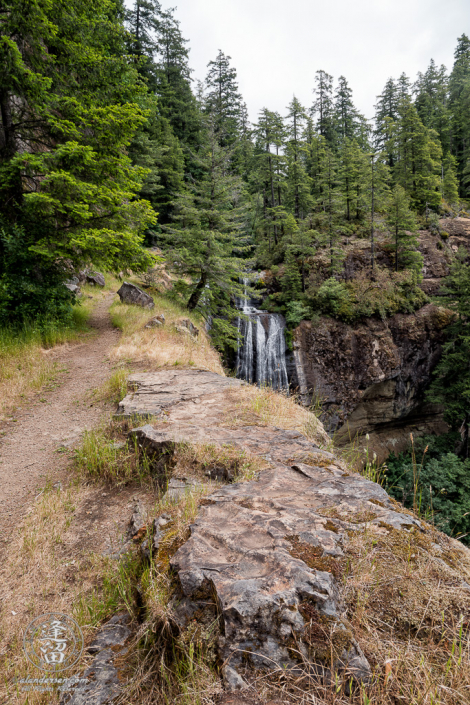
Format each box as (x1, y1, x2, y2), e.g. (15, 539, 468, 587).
(117, 282, 154, 309)
(294, 304, 454, 461)
(60, 613, 131, 705)
(118, 369, 446, 689)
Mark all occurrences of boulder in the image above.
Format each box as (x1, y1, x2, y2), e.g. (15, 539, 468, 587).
(64, 277, 81, 295)
(175, 318, 199, 339)
(117, 282, 154, 309)
(145, 313, 165, 328)
(86, 272, 105, 287)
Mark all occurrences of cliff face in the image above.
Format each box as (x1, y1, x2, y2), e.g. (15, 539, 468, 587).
(291, 218, 470, 462)
(294, 304, 454, 462)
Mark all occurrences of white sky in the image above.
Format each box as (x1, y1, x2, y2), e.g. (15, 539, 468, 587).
(169, 0, 469, 123)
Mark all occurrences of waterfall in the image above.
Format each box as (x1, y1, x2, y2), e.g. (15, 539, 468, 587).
(235, 277, 289, 391)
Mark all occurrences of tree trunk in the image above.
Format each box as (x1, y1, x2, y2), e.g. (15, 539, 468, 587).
(187, 271, 208, 311)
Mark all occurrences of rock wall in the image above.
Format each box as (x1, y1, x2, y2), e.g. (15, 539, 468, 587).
(294, 304, 454, 462)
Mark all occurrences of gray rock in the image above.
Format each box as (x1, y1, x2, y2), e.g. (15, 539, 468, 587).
(145, 313, 165, 328)
(222, 665, 248, 692)
(87, 613, 131, 654)
(164, 477, 200, 502)
(64, 277, 81, 295)
(127, 501, 145, 540)
(60, 614, 131, 705)
(116, 369, 243, 419)
(175, 318, 199, 339)
(117, 282, 154, 309)
(86, 272, 105, 287)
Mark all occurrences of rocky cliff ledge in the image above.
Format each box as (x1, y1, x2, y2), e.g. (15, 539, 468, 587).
(116, 370, 470, 698)
(293, 304, 454, 462)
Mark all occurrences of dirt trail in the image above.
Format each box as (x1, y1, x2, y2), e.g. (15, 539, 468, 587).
(0, 294, 119, 548)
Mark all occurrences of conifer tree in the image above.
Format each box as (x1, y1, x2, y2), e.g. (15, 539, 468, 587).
(0, 0, 155, 323)
(204, 50, 244, 147)
(285, 97, 311, 220)
(386, 185, 420, 272)
(374, 78, 399, 165)
(163, 119, 249, 342)
(442, 153, 460, 205)
(388, 96, 442, 209)
(414, 60, 450, 153)
(427, 250, 470, 455)
(449, 34, 470, 188)
(153, 7, 201, 147)
(312, 70, 335, 144)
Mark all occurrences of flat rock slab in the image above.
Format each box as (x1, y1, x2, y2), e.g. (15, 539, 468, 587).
(116, 369, 243, 419)
(120, 369, 419, 687)
(170, 462, 420, 686)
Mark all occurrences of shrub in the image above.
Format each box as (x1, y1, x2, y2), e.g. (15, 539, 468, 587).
(386, 433, 470, 543)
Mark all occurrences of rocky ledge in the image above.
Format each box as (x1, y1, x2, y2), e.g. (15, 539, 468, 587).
(114, 369, 469, 693)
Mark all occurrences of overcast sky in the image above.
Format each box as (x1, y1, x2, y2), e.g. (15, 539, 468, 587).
(167, 0, 469, 123)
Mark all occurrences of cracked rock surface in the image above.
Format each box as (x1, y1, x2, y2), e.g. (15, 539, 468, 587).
(123, 370, 427, 686)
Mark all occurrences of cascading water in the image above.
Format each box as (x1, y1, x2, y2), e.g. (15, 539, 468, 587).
(235, 277, 289, 391)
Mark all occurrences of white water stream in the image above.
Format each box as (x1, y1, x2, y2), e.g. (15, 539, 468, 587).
(235, 277, 289, 390)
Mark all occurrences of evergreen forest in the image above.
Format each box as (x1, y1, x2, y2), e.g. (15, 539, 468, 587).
(2, 0, 470, 537)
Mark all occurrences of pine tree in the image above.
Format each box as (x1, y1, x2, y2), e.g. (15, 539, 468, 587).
(427, 250, 470, 455)
(0, 0, 155, 323)
(386, 185, 420, 272)
(312, 70, 335, 144)
(153, 7, 201, 147)
(284, 97, 311, 220)
(204, 50, 244, 147)
(163, 120, 249, 342)
(449, 34, 470, 189)
(414, 59, 450, 153)
(442, 153, 460, 206)
(388, 96, 442, 209)
(374, 78, 399, 165)
(333, 76, 367, 144)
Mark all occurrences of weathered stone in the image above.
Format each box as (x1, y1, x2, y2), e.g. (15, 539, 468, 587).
(164, 477, 201, 502)
(127, 501, 145, 540)
(294, 303, 453, 461)
(64, 277, 81, 295)
(117, 282, 154, 309)
(116, 369, 243, 419)
(86, 272, 105, 287)
(169, 460, 422, 685)
(145, 313, 165, 328)
(87, 613, 132, 654)
(60, 614, 131, 705)
(175, 318, 199, 338)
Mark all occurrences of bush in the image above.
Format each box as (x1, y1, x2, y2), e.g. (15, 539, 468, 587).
(310, 269, 427, 323)
(315, 278, 353, 318)
(285, 300, 311, 327)
(386, 433, 470, 543)
(0, 224, 75, 326)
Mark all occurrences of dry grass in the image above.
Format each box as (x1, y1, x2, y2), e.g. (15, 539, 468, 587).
(172, 441, 268, 483)
(109, 289, 224, 375)
(0, 282, 104, 421)
(224, 384, 330, 447)
(0, 479, 139, 705)
(115, 483, 224, 705)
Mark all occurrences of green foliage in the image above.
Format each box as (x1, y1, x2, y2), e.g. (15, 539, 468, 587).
(385, 185, 422, 272)
(427, 249, 470, 443)
(163, 120, 250, 347)
(285, 301, 311, 327)
(386, 434, 470, 543)
(311, 269, 427, 323)
(314, 278, 353, 318)
(0, 0, 155, 323)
